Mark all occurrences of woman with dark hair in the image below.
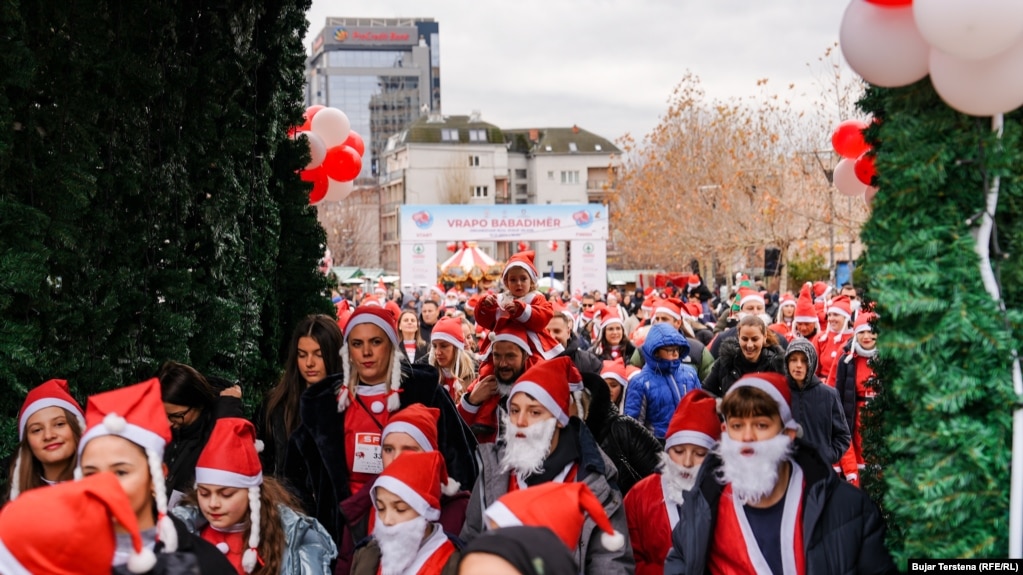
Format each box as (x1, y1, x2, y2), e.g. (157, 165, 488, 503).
(398, 310, 429, 363)
(592, 310, 636, 363)
(158, 361, 245, 499)
(702, 315, 785, 397)
(256, 314, 343, 479)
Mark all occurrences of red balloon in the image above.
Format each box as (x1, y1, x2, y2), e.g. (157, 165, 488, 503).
(299, 166, 322, 183)
(343, 131, 366, 157)
(831, 120, 870, 160)
(855, 153, 877, 186)
(517, 241, 528, 252)
(323, 146, 363, 182)
(446, 242, 457, 252)
(300, 105, 325, 132)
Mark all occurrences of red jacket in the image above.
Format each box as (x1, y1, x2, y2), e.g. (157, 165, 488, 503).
(624, 473, 674, 575)
(475, 291, 563, 360)
(814, 330, 853, 382)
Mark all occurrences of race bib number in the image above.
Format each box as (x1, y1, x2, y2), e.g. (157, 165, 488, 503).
(353, 432, 382, 474)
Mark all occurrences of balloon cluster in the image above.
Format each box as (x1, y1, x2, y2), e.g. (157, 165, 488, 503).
(831, 120, 878, 206)
(548, 241, 559, 252)
(446, 242, 469, 253)
(840, 0, 1023, 116)
(291, 105, 365, 204)
(517, 241, 528, 252)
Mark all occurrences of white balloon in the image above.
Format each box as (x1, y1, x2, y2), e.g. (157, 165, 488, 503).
(301, 131, 327, 170)
(864, 186, 878, 207)
(930, 37, 1023, 116)
(840, 0, 930, 88)
(914, 0, 1023, 61)
(310, 107, 352, 149)
(834, 158, 868, 198)
(323, 178, 355, 202)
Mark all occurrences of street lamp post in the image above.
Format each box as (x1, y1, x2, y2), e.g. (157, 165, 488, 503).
(812, 152, 837, 284)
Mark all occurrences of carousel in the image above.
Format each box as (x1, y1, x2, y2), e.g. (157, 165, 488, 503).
(439, 241, 504, 287)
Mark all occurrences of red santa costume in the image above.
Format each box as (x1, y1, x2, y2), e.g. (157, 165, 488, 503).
(768, 293, 797, 340)
(813, 295, 854, 382)
(9, 378, 86, 500)
(429, 317, 469, 401)
(625, 390, 721, 575)
(458, 320, 538, 444)
(832, 312, 879, 486)
(369, 452, 457, 574)
(474, 251, 563, 362)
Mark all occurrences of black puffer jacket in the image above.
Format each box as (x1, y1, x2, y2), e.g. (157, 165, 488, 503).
(664, 440, 897, 575)
(561, 332, 603, 375)
(582, 371, 662, 494)
(785, 338, 851, 465)
(702, 337, 785, 397)
(112, 514, 235, 574)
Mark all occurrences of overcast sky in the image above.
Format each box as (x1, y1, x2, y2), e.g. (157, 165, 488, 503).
(305, 0, 850, 144)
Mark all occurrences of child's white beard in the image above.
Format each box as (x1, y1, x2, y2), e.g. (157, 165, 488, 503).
(499, 415, 558, 479)
(660, 452, 700, 506)
(375, 515, 429, 575)
(715, 434, 793, 505)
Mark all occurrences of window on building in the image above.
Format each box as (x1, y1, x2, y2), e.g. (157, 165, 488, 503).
(568, 142, 578, 152)
(472, 185, 489, 198)
(515, 197, 528, 205)
(515, 183, 528, 196)
(441, 129, 458, 141)
(560, 170, 580, 184)
(514, 169, 527, 179)
(468, 129, 487, 142)
(468, 155, 480, 167)
(547, 171, 555, 180)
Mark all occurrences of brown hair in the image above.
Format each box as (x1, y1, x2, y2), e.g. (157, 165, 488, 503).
(398, 310, 425, 348)
(737, 315, 779, 348)
(7, 408, 83, 499)
(265, 315, 343, 436)
(720, 386, 781, 421)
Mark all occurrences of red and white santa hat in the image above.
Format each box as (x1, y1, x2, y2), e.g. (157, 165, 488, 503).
(507, 356, 575, 426)
(375, 278, 388, 295)
(682, 302, 702, 320)
(854, 311, 877, 335)
(431, 317, 465, 350)
(778, 292, 796, 309)
(737, 287, 765, 308)
(827, 295, 853, 322)
(195, 418, 264, 573)
(653, 298, 683, 321)
(484, 482, 625, 552)
(599, 309, 623, 333)
(503, 250, 538, 283)
(641, 295, 658, 315)
(465, 294, 482, 314)
(600, 360, 628, 389)
(687, 275, 701, 290)
(794, 282, 819, 325)
(664, 390, 722, 451)
(10, 379, 87, 500)
(339, 305, 405, 414)
(371, 451, 451, 522)
(0, 471, 156, 574)
(812, 281, 832, 302)
(75, 378, 178, 553)
(482, 317, 533, 361)
(381, 404, 440, 453)
(430, 284, 447, 300)
(726, 373, 801, 435)
(625, 365, 642, 382)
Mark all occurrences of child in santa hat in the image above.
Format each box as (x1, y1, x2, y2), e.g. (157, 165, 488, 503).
(76, 378, 234, 573)
(172, 418, 336, 574)
(6, 378, 86, 501)
(428, 316, 477, 403)
(664, 373, 895, 575)
(351, 451, 461, 575)
(0, 471, 156, 575)
(624, 390, 721, 575)
(831, 311, 880, 486)
(769, 292, 797, 340)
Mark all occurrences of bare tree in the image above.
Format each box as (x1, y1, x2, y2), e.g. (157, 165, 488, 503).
(437, 156, 472, 205)
(317, 187, 381, 268)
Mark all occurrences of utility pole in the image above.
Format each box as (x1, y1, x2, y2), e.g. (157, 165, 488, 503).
(812, 151, 837, 284)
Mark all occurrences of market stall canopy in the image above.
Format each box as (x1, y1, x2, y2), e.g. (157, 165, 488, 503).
(439, 242, 503, 284)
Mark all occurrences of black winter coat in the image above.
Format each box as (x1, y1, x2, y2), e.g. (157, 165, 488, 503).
(702, 338, 786, 397)
(113, 515, 234, 574)
(284, 361, 479, 546)
(664, 441, 897, 575)
(786, 338, 851, 465)
(834, 339, 867, 434)
(561, 332, 603, 375)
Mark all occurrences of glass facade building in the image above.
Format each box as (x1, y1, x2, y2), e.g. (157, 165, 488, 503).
(306, 18, 440, 181)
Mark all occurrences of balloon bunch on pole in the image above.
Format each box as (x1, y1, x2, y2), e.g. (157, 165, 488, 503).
(291, 105, 366, 205)
(516, 241, 529, 253)
(831, 120, 879, 206)
(840, 0, 1023, 116)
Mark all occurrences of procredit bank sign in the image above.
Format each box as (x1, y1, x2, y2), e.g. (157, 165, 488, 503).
(320, 26, 418, 48)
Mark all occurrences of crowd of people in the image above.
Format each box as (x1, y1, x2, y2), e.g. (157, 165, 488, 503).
(0, 251, 896, 574)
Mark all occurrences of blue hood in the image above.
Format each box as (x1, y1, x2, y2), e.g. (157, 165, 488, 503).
(641, 323, 691, 372)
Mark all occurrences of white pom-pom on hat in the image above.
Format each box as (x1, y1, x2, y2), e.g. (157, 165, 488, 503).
(215, 542, 230, 554)
(441, 477, 461, 497)
(254, 439, 265, 454)
(103, 413, 127, 433)
(601, 530, 626, 552)
(242, 548, 259, 573)
(126, 547, 158, 574)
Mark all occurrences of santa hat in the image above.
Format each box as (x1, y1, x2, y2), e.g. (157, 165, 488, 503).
(827, 295, 853, 322)
(375, 278, 387, 295)
(682, 302, 703, 319)
(641, 295, 658, 314)
(371, 451, 453, 521)
(360, 294, 383, 308)
(465, 294, 482, 313)
(507, 356, 576, 426)
(625, 365, 641, 382)
(195, 418, 264, 573)
(812, 281, 832, 302)
(431, 317, 465, 350)
(503, 250, 538, 283)
(778, 292, 795, 308)
(481, 317, 533, 361)
(484, 482, 625, 552)
(0, 472, 157, 574)
(726, 373, 801, 435)
(599, 310, 623, 333)
(10, 379, 87, 500)
(384, 300, 402, 322)
(430, 284, 447, 300)
(653, 298, 683, 321)
(794, 283, 819, 325)
(854, 311, 877, 335)
(737, 287, 765, 308)
(687, 275, 701, 290)
(75, 378, 177, 553)
(340, 306, 404, 414)
(381, 406, 461, 494)
(600, 360, 628, 389)
(664, 390, 721, 451)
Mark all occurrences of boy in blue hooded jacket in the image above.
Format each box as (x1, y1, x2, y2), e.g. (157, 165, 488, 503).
(624, 323, 702, 439)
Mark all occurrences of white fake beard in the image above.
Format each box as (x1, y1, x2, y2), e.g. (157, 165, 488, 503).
(499, 415, 558, 479)
(497, 382, 514, 397)
(376, 515, 429, 575)
(660, 452, 700, 506)
(715, 434, 793, 506)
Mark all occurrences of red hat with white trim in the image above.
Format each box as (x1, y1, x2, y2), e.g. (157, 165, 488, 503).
(726, 373, 801, 434)
(653, 298, 683, 321)
(664, 390, 721, 451)
(600, 360, 628, 389)
(625, 365, 641, 382)
(794, 282, 818, 324)
(506, 356, 576, 426)
(340, 306, 404, 414)
(375, 278, 387, 295)
(0, 472, 157, 574)
(854, 311, 877, 335)
(371, 451, 451, 522)
(381, 404, 440, 452)
(431, 317, 465, 350)
(76, 378, 178, 553)
(599, 309, 623, 332)
(687, 275, 701, 290)
(484, 482, 625, 552)
(778, 292, 796, 308)
(827, 295, 853, 322)
(812, 281, 832, 302)
(465, 294, 482, 313)
(10, 379, 86, 500)
(503, 250, 538, 283)
(194, 418, 264, 573)
(484, 317, 533, 359)
(641, 295, 658, 314)
(682, 302, 702, 319)
(737, 288, 765, 308)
